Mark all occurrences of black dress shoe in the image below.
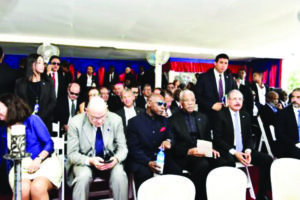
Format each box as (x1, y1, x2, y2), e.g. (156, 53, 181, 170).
(256, 194, 269, 200)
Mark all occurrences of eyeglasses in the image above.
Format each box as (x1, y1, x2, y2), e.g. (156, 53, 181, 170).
(70, 92, 79, 96)
(132, 91, 138, 94)
(89, 93, 99, 97)
(156, 101, 167, 107)
(51, 62, 60, 66)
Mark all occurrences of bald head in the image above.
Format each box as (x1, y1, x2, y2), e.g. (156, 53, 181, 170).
(146, 94, 165, 117)
(87, 96, 107, 127)
(68, 83, 80, 100)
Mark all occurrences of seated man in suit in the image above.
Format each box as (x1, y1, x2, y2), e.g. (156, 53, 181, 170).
(108, 83, 125, 112)
(126, 94, 180, 191)
(115, 89, 144, 132)
(169, 89, 225, 200)
(213, 89, 273, 200)
(275, 88, 300, 159)
(66, 96, 128, 200)
(100, 87, 110, 103)
(54, 82, 81, 133)
(259, 91, 282, 154)
(279, 90, 289, 108)
(136, 84, 152, 109)
(164, 89, 179, 117)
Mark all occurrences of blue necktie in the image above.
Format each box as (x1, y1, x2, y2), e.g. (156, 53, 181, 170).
(95, 128, 104, 157)
(298, 111, 300, 142)
(272, 106, 277, 113)
(234, 112, 243, 152)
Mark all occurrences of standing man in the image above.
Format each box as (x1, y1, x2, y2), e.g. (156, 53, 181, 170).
(77, 65, 99, 96)
(213, 90, 273, 200)
(195, 53, 236, 121)
(275, 88, 300, 159)
(169, 90, 223, 200)
(104, 66, 119, 89)
(238, 68, 251, 87)
(0, 46, 17, 96)
(136, 84, 152, 109)
(115, 89, 144, 131)
(48, 56, 67, 99)
(54, 83, 81, 132)
(251, 72, 269, 108)
(126, 94, 180, 191)
(66, 97, 128, 200)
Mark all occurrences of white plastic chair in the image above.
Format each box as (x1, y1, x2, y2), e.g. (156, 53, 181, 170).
(206, 167, 247, 200)
(137, 174, 195, 200)
(271, 158, 300, 200)
(257, 116, 274, 158)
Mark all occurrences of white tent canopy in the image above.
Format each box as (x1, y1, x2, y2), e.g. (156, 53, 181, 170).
(1, 0, 300, 60)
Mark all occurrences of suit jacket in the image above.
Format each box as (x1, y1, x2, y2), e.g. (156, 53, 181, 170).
(126, 112, 173, 172)
(107, 95, 123, 112)
(103, 72, 119, 87)
(169, 110, 211, 168)
(239, 84, 253, 116)
(14, 77, 56, 129)
(135, 95, 147, 109)
(213, 108, 253, 153)
(251, 82, 269, 108)
(195, 68, 236, 114)
(49, 71, 67, 99)
(115, 106, 144, 132)
(275, 105, 299, 148)
(76, 74, 99, 94)
(66, 112, 128, 186)
(54, 96, 80, 127)
(0, 63, 17, 96)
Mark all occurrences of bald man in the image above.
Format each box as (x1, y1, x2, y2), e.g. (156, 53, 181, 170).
(66, 97, 128, 200)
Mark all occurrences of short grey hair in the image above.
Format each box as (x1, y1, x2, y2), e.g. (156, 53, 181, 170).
(227, 89, 244, 100)
(179, 89, 195, 102)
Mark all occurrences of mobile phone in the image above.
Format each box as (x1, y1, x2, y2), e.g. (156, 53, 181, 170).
(102, 159, 113, 163)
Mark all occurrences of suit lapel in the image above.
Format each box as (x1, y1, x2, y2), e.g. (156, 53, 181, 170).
(103, 114, 112, 149)
(224, 74, 231, 93)
(177, 112, 192, 142)
(239, 111, 247, 143)
(82, 115, 94, 150)
(39, 81, 47, 105)
(225, 109, 235, 143)
(194, 113, 204, 139)
(208, 69, 219, 100)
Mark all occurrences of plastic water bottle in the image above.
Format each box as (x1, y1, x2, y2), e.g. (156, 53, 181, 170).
(156, 149, 165, 175)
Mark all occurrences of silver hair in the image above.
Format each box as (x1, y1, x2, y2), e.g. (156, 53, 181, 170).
(179, 89, 195, 102)
(227, 89, 244, 100)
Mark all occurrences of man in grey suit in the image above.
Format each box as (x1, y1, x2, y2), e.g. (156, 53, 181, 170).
(66, 96, 128, 200)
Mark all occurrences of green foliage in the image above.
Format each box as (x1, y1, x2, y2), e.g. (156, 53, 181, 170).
(287, 70, 300, 92)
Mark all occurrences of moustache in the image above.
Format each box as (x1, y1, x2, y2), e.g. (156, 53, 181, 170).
(234, 104, 241, 107)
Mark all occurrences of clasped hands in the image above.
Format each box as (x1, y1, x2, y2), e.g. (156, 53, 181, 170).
(89, 156, 118, 171)
(234, 151, 251, 166)
(188, 147, 220, 159)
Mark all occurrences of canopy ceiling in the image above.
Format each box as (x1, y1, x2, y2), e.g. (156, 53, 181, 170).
(1, 0, 300, 60)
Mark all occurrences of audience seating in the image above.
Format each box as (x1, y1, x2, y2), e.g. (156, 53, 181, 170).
(235, 162, 256, 199)
(206, 166, 247, 200)
(137, 174, 195, 200)
(271, 158, 300, 200)
(257, 116, 274, 158)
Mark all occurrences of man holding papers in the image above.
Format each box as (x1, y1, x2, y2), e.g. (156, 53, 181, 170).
(213, 89, 273, 200)
(169, 89, 224, 200)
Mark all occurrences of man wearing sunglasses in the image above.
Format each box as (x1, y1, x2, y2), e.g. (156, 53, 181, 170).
(48, 55, 67, 99)
(126, 94, 181, 191)
(54, 82, 81, 133)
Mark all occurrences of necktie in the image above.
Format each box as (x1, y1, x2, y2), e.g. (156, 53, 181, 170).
(218, 74, 224, 102)
(52, 73, 56, 88)
(234, 112, 243, 152)
(272, 106, 277, 113)
(71, 100, 76, 117)
(95, 128, 104, 157)
(298, 110, 300, 142)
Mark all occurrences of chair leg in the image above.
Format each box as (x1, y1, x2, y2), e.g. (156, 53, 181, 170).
(245, 166, 256, 199)
(129, 173, 137, 200)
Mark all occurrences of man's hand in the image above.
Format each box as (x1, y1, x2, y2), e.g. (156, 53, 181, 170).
(275, 103, 283, 110)
(159, 140, 171, 150)
(212, 102, 223, 111)
(63, 125, 69, 132)
(212, 149, 220, 159)
(187, 147, 206, 157)
(148, 161, 162, 173)
(234, 152, 251, 166)
(90, 157, 118, 171)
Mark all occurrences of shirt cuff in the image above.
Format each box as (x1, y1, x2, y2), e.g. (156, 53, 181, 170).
(245, 149, 252, 154)
(229, 148, 236, 155)
(85, 158, 91, 166)
(295, 143, 300, 148)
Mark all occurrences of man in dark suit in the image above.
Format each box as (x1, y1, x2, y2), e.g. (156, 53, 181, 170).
(238, 68, 251, 87)
(54, 83, 81, 133)
(126, 94, 180, 191)
(103, 66, 119, 89)
(0, 46, 17, 96)
(275, 88, 300, 159)
(169, 89, 225, 200)
(213, 89, 273, 200)
(77, 65, 99, 96)
(259, 91, 282, 155)
(251, 72, 270, 109)
(136, 84, 152, 109)
(115, 89, 144, 132)
(107, 83, 124, 112)
(195, 53, 236, 121)
(48, 56, 67, 99)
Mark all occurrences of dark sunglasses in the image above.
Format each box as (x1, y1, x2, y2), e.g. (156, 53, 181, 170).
(70, 92, 79, 96)
(51, 62, 60, 66)
(156, 101, 167, 107)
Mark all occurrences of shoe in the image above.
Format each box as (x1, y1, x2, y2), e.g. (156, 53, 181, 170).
(256, 194, 269, 200)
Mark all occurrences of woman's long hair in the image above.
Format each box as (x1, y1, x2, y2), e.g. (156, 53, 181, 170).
(0, 94, 31, 126)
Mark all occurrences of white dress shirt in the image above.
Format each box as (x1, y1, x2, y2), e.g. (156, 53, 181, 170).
(86, 75, 92, 87)
(52, 72, 59, 98)
(68, 98, 77, 123)
(124, 106, 137, 126)
(256, 83, 266, 105)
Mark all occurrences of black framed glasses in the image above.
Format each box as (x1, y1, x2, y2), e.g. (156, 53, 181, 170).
(70, 92, 79, 96)
(51, 62, 60, 66)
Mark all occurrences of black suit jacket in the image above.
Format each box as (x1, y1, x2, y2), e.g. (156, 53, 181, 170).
(103, 72, 119, 87)
(213, 108, 253, 153)
(251, 83, 270, 108)
(115, 106, 144, 132)
(275, 105, 299, 148)
(239, 84, 253, 116)
(76, 74, 99, 94)
(14, 77, 56, 130)
(258, 104, 277, 146)
(135, 95, 147, 109)
(0, 64, 17, 96)
(195, 68, 236, 114)
(107, 95, 123, 112)
(169, 111, 211, 167)
(54, 96, 80, 127)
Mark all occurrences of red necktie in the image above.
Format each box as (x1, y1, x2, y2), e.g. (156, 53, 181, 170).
(52, 73, 56, 88)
